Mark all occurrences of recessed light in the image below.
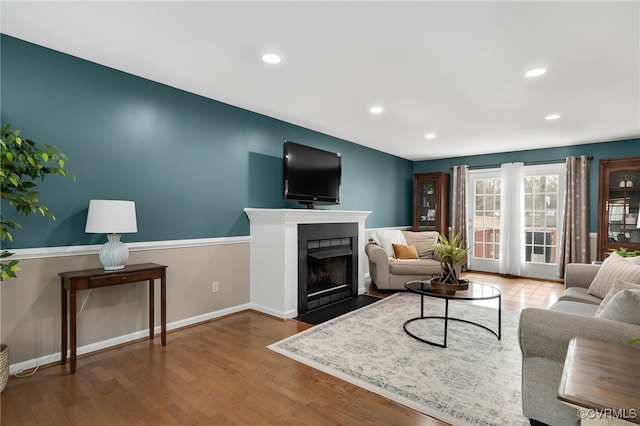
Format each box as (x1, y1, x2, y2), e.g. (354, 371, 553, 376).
(545, 114, 561, 120)
(369, 106, 384, 114)
(262, 54, 281, 64)
(525, 68, 547, 78)
(424, 133, 436, 139)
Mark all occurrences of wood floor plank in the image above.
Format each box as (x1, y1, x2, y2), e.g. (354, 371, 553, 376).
(1, 273, 563, 425)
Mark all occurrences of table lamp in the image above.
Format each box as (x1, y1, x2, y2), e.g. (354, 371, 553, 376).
(85, 200, 138, 270)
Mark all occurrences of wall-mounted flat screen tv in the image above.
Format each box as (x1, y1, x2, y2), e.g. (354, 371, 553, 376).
(283, 141, 341, 208)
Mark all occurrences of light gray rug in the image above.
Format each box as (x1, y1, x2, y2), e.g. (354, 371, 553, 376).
(268, 292, 528, 426)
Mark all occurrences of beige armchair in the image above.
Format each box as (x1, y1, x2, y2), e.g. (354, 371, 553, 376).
(365, 230, 442, 290)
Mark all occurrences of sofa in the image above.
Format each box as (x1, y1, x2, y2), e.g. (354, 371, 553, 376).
(365, 229, 442, 290)
(518, 254, 640, 426)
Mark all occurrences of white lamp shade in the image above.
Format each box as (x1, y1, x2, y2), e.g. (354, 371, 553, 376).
(85, 200, 138, 234)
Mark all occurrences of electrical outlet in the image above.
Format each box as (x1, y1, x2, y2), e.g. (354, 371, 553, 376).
(211, 281, 219, 293)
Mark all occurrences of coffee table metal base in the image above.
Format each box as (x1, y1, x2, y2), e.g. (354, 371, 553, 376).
(403, 296, 501, 348)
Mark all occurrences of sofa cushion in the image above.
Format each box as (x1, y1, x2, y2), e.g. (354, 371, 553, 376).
(392, 243, 419, 259)
(626, 255, 640, 265)
(596, 279, 640, 314)
(587, 252, 640, 298)
(371, 230, 407, 257)
(558, 287, 602, 305)
(402, 230, 439, 259)
(596, 289, 640, 325)
(549, 300, 600, 317)
(388, 258, 441, 275)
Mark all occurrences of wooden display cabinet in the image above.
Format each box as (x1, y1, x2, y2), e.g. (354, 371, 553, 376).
(597, 156, 640, 260)
(413, 172, 449, 233)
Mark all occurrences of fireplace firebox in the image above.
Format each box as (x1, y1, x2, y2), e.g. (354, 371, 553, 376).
(298, 223, 358, 314)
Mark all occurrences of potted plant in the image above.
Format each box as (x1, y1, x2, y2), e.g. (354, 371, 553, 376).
(0, 123, 74, 392)
(608, 247, 640, 258)
(432, 232, 470, 292)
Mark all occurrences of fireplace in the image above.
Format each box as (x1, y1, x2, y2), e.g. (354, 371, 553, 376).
(244, 208, 371, 319)
(298, 223, 358, 314)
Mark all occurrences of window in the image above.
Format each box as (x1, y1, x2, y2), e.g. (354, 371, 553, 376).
(473, 178, 501, 260)
(524, 175, 559, 265)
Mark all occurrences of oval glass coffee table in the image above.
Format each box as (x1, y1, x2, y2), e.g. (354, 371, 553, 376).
(403, 279, 501, 348)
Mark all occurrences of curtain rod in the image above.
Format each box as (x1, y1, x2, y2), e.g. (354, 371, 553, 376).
(450, 156, 593, 170)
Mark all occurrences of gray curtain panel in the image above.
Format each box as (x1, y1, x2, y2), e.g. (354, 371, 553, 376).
(560, 155, 591, 277)
(451, 165, 469, 269)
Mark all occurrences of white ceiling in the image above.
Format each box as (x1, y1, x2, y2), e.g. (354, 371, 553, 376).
(2, 1, 639, 161)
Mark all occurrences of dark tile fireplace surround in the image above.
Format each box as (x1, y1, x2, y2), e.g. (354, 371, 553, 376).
(297, 223, 359, 315)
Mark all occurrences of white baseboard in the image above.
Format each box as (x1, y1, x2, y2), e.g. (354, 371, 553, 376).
(9, 302, 252, 374)
(249, 303, 297, 319)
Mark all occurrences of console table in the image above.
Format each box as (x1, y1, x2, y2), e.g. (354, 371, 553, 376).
(59, 263, 167, 374)
(559, 337, 640, 425)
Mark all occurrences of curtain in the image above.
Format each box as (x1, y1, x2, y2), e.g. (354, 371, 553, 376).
(451, 165, 469, 269)
(499, 162, 525, 276)
(560, 155, 591, 277)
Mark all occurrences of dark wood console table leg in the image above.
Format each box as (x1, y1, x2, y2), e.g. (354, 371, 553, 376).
(70, 287, 77, 374)
(148, 278, 154, 339)
(61, 278, 67, 367)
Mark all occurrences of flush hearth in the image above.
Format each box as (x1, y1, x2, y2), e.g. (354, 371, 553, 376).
(298, 223, 358, 315)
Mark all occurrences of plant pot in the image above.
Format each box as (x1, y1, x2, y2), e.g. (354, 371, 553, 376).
(430, 278, 469, 294)
(0, 344, 8, 393)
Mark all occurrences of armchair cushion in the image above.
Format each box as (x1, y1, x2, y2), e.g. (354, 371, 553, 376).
(402, 230, 439, 259)
(389, 257, 440, 275)
(370, 230, 407, 257)
(392, 243, 419, 259)
(587, 252, 640, 298)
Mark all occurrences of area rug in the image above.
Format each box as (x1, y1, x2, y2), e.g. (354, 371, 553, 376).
(268, 292, 528, 426)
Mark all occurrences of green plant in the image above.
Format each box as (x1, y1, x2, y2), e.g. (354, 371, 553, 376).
(629, 338, 640, 345)
(433, 232, 470, 284)
(608, 247, 640, 258)
(617, 172, 636, 182)
(1, 124, 74, 281)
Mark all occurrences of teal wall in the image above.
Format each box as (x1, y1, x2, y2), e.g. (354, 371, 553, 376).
(413, 139, 640, 232)
(0, 35, 413, 249)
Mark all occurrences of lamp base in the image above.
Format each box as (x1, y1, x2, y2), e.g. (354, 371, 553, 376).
(99, 234, 130, 270)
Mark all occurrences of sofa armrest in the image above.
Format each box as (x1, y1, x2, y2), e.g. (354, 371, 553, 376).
(365, 243, 391, 289)
(365, 243, 390, 265)
(564, 263, 600, 289)
(519, 308, 639, 363)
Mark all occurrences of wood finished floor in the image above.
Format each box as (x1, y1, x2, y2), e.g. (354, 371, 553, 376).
(1, 272, 564, 425)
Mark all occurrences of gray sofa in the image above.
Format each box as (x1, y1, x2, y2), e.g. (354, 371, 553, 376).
(518, 262, 640, 426)
(365, 230, 442, 290)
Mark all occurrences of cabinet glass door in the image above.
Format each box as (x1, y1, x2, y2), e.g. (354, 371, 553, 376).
(418, 179, 437, 230)
(607, 169, 640, 245)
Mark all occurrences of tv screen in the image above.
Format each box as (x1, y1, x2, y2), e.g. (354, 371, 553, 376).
(283, 141, 341, 208)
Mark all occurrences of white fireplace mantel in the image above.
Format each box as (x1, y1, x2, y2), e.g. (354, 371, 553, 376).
(244, 208, 372, 318)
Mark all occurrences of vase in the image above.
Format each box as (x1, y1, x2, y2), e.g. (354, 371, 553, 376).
(619, 181, 626, 187)
(0, 344, 8, 393)
(627, 180, 634, 187)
